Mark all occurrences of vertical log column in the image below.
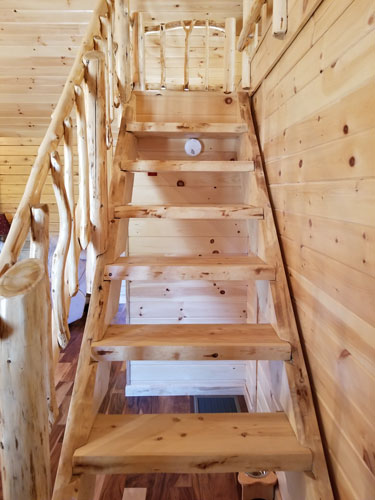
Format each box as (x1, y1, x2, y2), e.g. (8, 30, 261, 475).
(0, 259, 50, 500)
(224, 17, 236, 94)
(83, 51, 108, 294)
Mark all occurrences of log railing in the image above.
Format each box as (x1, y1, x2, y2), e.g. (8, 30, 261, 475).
(238, 0, 287, 89)
(0, 0, 131, 498)
(139, 18, 237, 92)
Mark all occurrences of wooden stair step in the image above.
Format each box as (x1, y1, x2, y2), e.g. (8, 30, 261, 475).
(114, 204, 264, 219)
(126, 121, 248, 137)
(104, 255, 275, 281)
(119, 160, 254, 172)
(91, 324, 291, 361)
(72, 413, 312, 475)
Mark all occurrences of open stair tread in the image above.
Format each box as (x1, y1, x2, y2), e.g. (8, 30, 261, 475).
(119, 160, 254, 172)
(126, 121, 248, 137)
(91, 324, 291, 361)
(114, 204, 264, 219)
(72, 412, 312, 474)
(104, 255, 276, 281)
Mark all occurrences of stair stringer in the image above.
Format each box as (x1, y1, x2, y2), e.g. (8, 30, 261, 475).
(238, 92, 333, 500)
(52, 125, 138, 499)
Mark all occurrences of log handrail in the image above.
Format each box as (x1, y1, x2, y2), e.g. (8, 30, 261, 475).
(0, 1, 127, 498)
(0, 0, 108, 277)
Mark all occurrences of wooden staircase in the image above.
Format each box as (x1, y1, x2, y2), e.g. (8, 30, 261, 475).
(52, 92, 333, 500)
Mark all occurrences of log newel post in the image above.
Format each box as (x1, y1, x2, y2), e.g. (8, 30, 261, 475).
(0, 259, 51, 500)
(83, 50, 109, 294)
(224, 17, 236, 94)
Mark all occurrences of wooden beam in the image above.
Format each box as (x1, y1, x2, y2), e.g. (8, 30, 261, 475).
(114, 204, 264, 219)
(91, 323, 292, 361)
(104, 255, 275, 281)
(0, 259, 51, 500)
(72, 413, 312, 474)
(224, 17, 236, 93)
(237, 0, 264, 52)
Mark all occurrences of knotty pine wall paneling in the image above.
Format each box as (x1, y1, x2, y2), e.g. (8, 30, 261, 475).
(251, 0, 375, 498)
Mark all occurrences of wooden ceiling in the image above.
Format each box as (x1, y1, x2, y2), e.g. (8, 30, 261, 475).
(0, 0, 242, 137)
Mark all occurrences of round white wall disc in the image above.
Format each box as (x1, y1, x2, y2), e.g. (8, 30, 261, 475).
(185, 138, 202, 157)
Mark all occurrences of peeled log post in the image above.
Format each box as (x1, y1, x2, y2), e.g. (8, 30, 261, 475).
(83, 50, 108, 293)
(74, 85, 91, 250)
(273, 0, 287, 35)
(114, 0, 131, 103)
(30, 204, 59, 427)
(237, 0, 264, 52)
(0, 259, 51, 500)
(160, 23, 166, 89)
(241, 0, 251, 89)
(100, 9, 115, 122)
(63, 117, 79, 298)
(51, 151, 71, 348)
(181, 20, 196, 91)
(204, 20, 210, 91)
(137, 11, 145, 91)
(224, 17, 236, 94)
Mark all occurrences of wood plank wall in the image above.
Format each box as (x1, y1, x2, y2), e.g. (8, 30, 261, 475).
(252, 0, 375, 498)
(0, 137, 79, 235)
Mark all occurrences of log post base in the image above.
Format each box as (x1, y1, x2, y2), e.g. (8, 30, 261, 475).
(238, 471, 278, 500)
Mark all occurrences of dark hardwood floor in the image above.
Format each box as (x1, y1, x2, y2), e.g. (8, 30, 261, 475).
(0, 316, 243, 500)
